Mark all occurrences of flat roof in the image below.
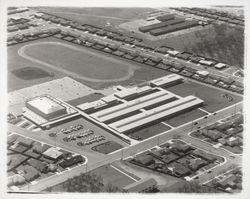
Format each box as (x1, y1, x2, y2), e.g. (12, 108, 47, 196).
(101, 95, 118, 103)
(43, 147, 63, 159)
(215, 63, 227, 68)
(90, 89, 167, 120)
(110, 96, 203, 133)
(92, 93, 176, 123)
(77, 100, 106, 111)
(27, 96, 66, 115)
(114, 87, 138, 98)
(150, 74, 183, 86)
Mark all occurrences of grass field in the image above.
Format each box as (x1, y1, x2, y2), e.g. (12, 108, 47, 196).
(36, 7, 153, 28)
(46, 163, 135, 192)
(143, 23, 244, 68)
(92, 141, 124, 154)
(166, 80, 243, 113)
(163, 109, 208, 127)
(22, 41, 138, 81)
(129, 122, 171, 140)
(11, 67, 51, 80)
(8, 37, 171, 91)
(8, 39, 66, 92)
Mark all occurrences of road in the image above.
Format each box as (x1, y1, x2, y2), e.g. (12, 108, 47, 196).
(9, 101, 242, 192)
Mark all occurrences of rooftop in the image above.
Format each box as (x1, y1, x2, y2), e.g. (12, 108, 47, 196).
(27, 96, 66, 115)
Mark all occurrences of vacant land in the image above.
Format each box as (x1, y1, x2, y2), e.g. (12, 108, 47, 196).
(144, 23, 244, 68)
(36, 7, 153, 28)
(11, 67, 51, 80)
(47, 164, 135, 192)
(166, 81, 243, 113)
(129, 122, 171, 140)
(163, 109, 208, 127)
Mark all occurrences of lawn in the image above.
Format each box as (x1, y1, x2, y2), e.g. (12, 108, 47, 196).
(11, 67, 51, 80)
(163, 109, 208, 127)
(166, 81, 243, 113)
(129, 122, 171, 140)
(90, 164, 136, 188)
(92, 141, 124, 154)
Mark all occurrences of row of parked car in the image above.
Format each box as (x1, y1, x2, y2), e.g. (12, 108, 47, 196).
(77, 135, 106, 146)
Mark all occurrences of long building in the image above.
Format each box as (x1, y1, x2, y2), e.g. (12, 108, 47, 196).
(150, 74, 183, 87)
(108, 95, 203, 133)
(150, 21, 199, 36)
(77, 75, 204, 135)
(139, 18, 184, 33)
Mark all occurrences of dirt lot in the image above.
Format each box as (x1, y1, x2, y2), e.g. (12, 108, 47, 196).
(166, 80, 243, 113)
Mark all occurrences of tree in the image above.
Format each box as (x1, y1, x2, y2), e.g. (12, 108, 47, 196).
(178, 181, 217, 193)
(105, 183, 121, 193)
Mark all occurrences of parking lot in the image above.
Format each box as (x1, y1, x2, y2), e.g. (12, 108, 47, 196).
(44, 117, 128, 153)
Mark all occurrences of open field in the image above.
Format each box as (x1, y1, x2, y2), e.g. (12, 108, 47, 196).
(8, 37, 171, 91)
(22, 41, 139, 82)
(8, 39, 66, 92)
(90, 164, 136, 189)
(163, 109, 208, 127)
(166, 80, 243, 113)
(47, 163, 136, 192)
(143, 23, 244, 68)
(36, 7, 153, 28)
(129, 122, 171, 140)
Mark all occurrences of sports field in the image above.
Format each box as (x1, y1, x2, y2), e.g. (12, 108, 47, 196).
(21, 41, 139, 82)
(8, 37, 170, 91)
(166, 80, 243, 113)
